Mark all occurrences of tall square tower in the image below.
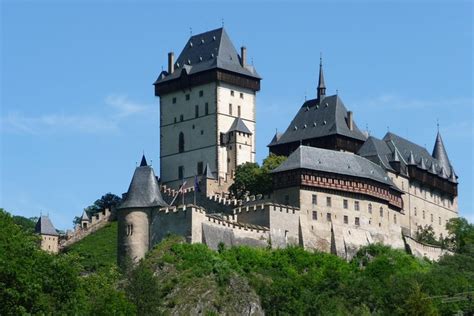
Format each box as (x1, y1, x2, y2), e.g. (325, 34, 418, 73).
(154, 28, 261, 193)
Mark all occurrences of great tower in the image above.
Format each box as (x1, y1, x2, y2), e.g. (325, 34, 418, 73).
(154, 28, 261, 194)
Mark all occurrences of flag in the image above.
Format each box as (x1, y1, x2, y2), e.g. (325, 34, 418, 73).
(194, 175, 201, 192)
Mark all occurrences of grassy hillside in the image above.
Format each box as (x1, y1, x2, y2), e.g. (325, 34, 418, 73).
(66, 221, 117, 272)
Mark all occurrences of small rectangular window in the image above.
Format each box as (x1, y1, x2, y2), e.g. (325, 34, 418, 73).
(343, 199, 348, 209)
(197, 162, 203, 175)
(380, 208, 384, 218)
(312, 194, 317, 205)
(195, 105, 199, 118)
(439, 217, 441, 225)
(180, 114, 184, 122)
(344, 215, 348, 224)
(326, 213, 332, 222)
(354, 201, 360, 211)
(312, 211, 317, 220)
(199, 90, 203, 97)
(185, 94, 190, 101)
(423, 210, 425, 219)
(238, 105, 241, 117)
(393, 214, 397, 224)
(205, 102, 209, 115)
(326, 197, 331, 207)
(178, 166, 184, 180)
(355, 217, 360, 226)
(240, 92, 244, 99)
(229, 103, 232, 115)
(230, 90, 234, 96)
(172, 97, 177, 104)
(431, 214, 433, 223)
(174, 117, 177, 123)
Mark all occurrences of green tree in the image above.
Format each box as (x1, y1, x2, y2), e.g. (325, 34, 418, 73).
(444, 217, 474, 254)
(12, 215, 37, 233)
(125, 261, 162, 315)
(415, 224, 442, 246)
(229, 154, 286, 198)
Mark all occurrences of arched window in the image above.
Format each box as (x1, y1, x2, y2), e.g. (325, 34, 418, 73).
(179, 132, 185, 153)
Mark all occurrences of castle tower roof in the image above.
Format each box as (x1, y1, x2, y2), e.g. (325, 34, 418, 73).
(203, 163, 215, 179)
(155, 27, 260, 87)
(80, 210, 89, 221)
(317, 56, 326, 100)
(118, 155, 168, 209)
(228, 117, 252, 134)
(432, 132, 453, 176)
(35, 215, 59, 236)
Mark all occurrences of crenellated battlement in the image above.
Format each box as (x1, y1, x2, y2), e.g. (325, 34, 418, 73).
(205, 213, 269, 233)
(158, 204, 206, 214)
(232, 202, 300, 215)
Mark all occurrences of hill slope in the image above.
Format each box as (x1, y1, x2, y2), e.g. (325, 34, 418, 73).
(66, 221, 117, 271)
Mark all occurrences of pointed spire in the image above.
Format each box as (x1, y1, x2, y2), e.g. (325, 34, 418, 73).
(419, 157, 427, 170)
(432, 131, 452, 174)
(81, 210, 90, 221)
(317, 53, 326, 101)
(392, 149, 400, 162)
(203, 163, 215, 179)
(140, 154, 148, 167)
(408, 151, 416, 165)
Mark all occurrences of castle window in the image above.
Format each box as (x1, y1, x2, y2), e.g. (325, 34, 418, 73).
(439, 217, 441, 225)
(229, 103, 233, 115)
(174, 117, 177, 123)
(195, 105, 199, 118)
(312, 194, 317, 206)
(172, 97, 177, 104)
(326, 197, 332, 207)
(326, 213, 332, 222)
(343, 199, 348, 209)
(312, 211, 317, 220)
(355, 217, 360, 226)
(240, 92, 244, 99)
(178, 166, 184, 180)
(344, 215, 348, 224)
(238, 105, 241, 117)
(197, 161, 203, 175)
(230, 90, 234, 96)
(201, 130, 204, 135)
(393, 214, 397, 224)
(354, 201, 360, 211)
(180, 114, 184, 122)
(179, 132, 185, 153)
(186, 94, 190, 101)
(431, 214, 433, 223)
(414, 207, 417, 216)
(368, 203, 372, 214)
(380, 207, 383, 218)
(423, 210, 425, 219)
(199, 90, 204, 97)
(205, 103, 209, 115)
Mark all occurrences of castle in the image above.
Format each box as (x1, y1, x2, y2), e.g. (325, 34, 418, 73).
(117, 27, 458, 265)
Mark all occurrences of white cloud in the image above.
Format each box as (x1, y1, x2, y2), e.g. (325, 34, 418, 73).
(1, 95, 155, 135)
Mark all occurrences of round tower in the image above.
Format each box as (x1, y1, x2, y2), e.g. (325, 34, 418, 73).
(117, 155, 168, 266)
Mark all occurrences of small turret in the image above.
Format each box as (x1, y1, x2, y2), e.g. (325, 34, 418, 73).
(317, 55, 326, 101)
(117, 154, 168, 266)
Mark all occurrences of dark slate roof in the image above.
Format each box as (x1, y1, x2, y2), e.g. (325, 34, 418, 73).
(358, 132, 457, 183)
(155, 28, 260, 85)
(35, 216, 59, 236)
(80, 210, 90, 221)
(432, 132, 452, 174)
(118, 157, 168, 209)
(228, 117, 252, 134)
(268, 95, 367, 146)
(203, 163, 215, 179)
(272, 145, 396, 188)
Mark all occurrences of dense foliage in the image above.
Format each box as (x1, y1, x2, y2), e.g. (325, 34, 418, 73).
(229, 154, 287, 198)
(2, 206, 473, 315)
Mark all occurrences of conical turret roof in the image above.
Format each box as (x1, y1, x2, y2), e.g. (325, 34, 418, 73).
(432, 132, 453, 175)
(118, 155, 168, 209)
(80, 210, 90, 221)
(35, 216, 59, 236)
(203, 163, 215, 179)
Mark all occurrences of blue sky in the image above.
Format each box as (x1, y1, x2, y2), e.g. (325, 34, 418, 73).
(1, 1, 472, 230)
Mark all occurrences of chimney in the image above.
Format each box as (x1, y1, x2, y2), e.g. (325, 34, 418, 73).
(240, 46, 247, 67)
(168, 52, 174, 74)
(347, 111, 353, 131)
